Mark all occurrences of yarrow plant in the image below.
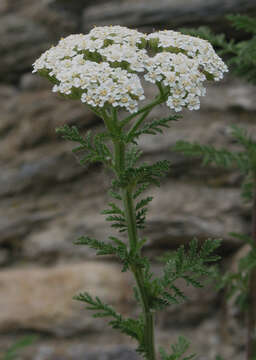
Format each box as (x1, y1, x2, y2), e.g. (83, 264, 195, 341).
(33, 26, 228, 360)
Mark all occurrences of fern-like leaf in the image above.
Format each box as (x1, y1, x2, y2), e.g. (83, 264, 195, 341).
(126, 115, 180, 144)
(3, 336, 37, 360)
(74, 236, 129, 268)
(180, 26, 235, 55)
(133, 183, 151, 199)
(74, 236, 119, 256)
(135, 197, 153, 211)
(174, 140, 249, 173)
(125, 146, 143, 168)
(56, 125, 113, 167)
(74, 292, 145, 350)
(101, 202, 124, 216)
(150, 238, 221, 310)
(227, 14, 256, 34)
(160, 336, 196, 360)
(116, 160, 170, 189)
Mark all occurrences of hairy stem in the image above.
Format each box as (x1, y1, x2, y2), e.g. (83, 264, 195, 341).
(114, 140, 156, 360)
(247, 173, 256, 360)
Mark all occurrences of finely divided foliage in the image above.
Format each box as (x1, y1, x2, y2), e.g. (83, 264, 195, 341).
(2, 336, 37, 360)
(174, 125, 256, 200)
(174, 125, 256, 301)
(174, 125, 256, 360)
(33, 26, 227, 360)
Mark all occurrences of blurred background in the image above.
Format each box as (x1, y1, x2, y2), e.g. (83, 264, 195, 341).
(0, 0, 256, 359)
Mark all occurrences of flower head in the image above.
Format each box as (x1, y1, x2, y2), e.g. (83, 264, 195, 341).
(32, 26, 228, 113)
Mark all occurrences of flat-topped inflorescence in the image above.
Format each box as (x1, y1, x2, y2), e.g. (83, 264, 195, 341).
(32, 26, 228, 113)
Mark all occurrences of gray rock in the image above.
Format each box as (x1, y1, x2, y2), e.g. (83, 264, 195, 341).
(0, 154, 87, 197)
(0, 262, 133, 336)
(83, 0, 256, 31)
(0, 88, 98, 161)
(0, 249, 9, 266)
(85, 347, 139, 360)
(0, 85, 18, 99)
(19, 73, 51, 91)
(144, 182, 246, 250)
(0, 1, 77, 82)
(0, 15, 49, 82)
(20, 176, 246, 262)
(0, 79, 253, 265)
(200, 79, 256, 112)
(50, 0, 108, 14)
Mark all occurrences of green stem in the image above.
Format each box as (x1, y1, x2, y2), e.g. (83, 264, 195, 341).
(157, 82, 165, 97)
(120, 96, 164, 129)
(114, 141, 125, 175)
(133, 267, 156, 360)
(122, 187, 138, 249)
(114, 140, 156, 360)
(127, 109, 152, 139)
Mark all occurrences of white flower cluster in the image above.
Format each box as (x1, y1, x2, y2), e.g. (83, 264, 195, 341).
(53, 57, 145, 112)
(89, 25, 145, 46)
(147, 30, 227, 81)
(144, 52, 206, 111)
(32, 26, 228, 113)
(98, 44, 148, 72)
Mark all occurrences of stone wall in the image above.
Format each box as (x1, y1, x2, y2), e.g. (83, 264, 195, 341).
(0, 1, 256, 359)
